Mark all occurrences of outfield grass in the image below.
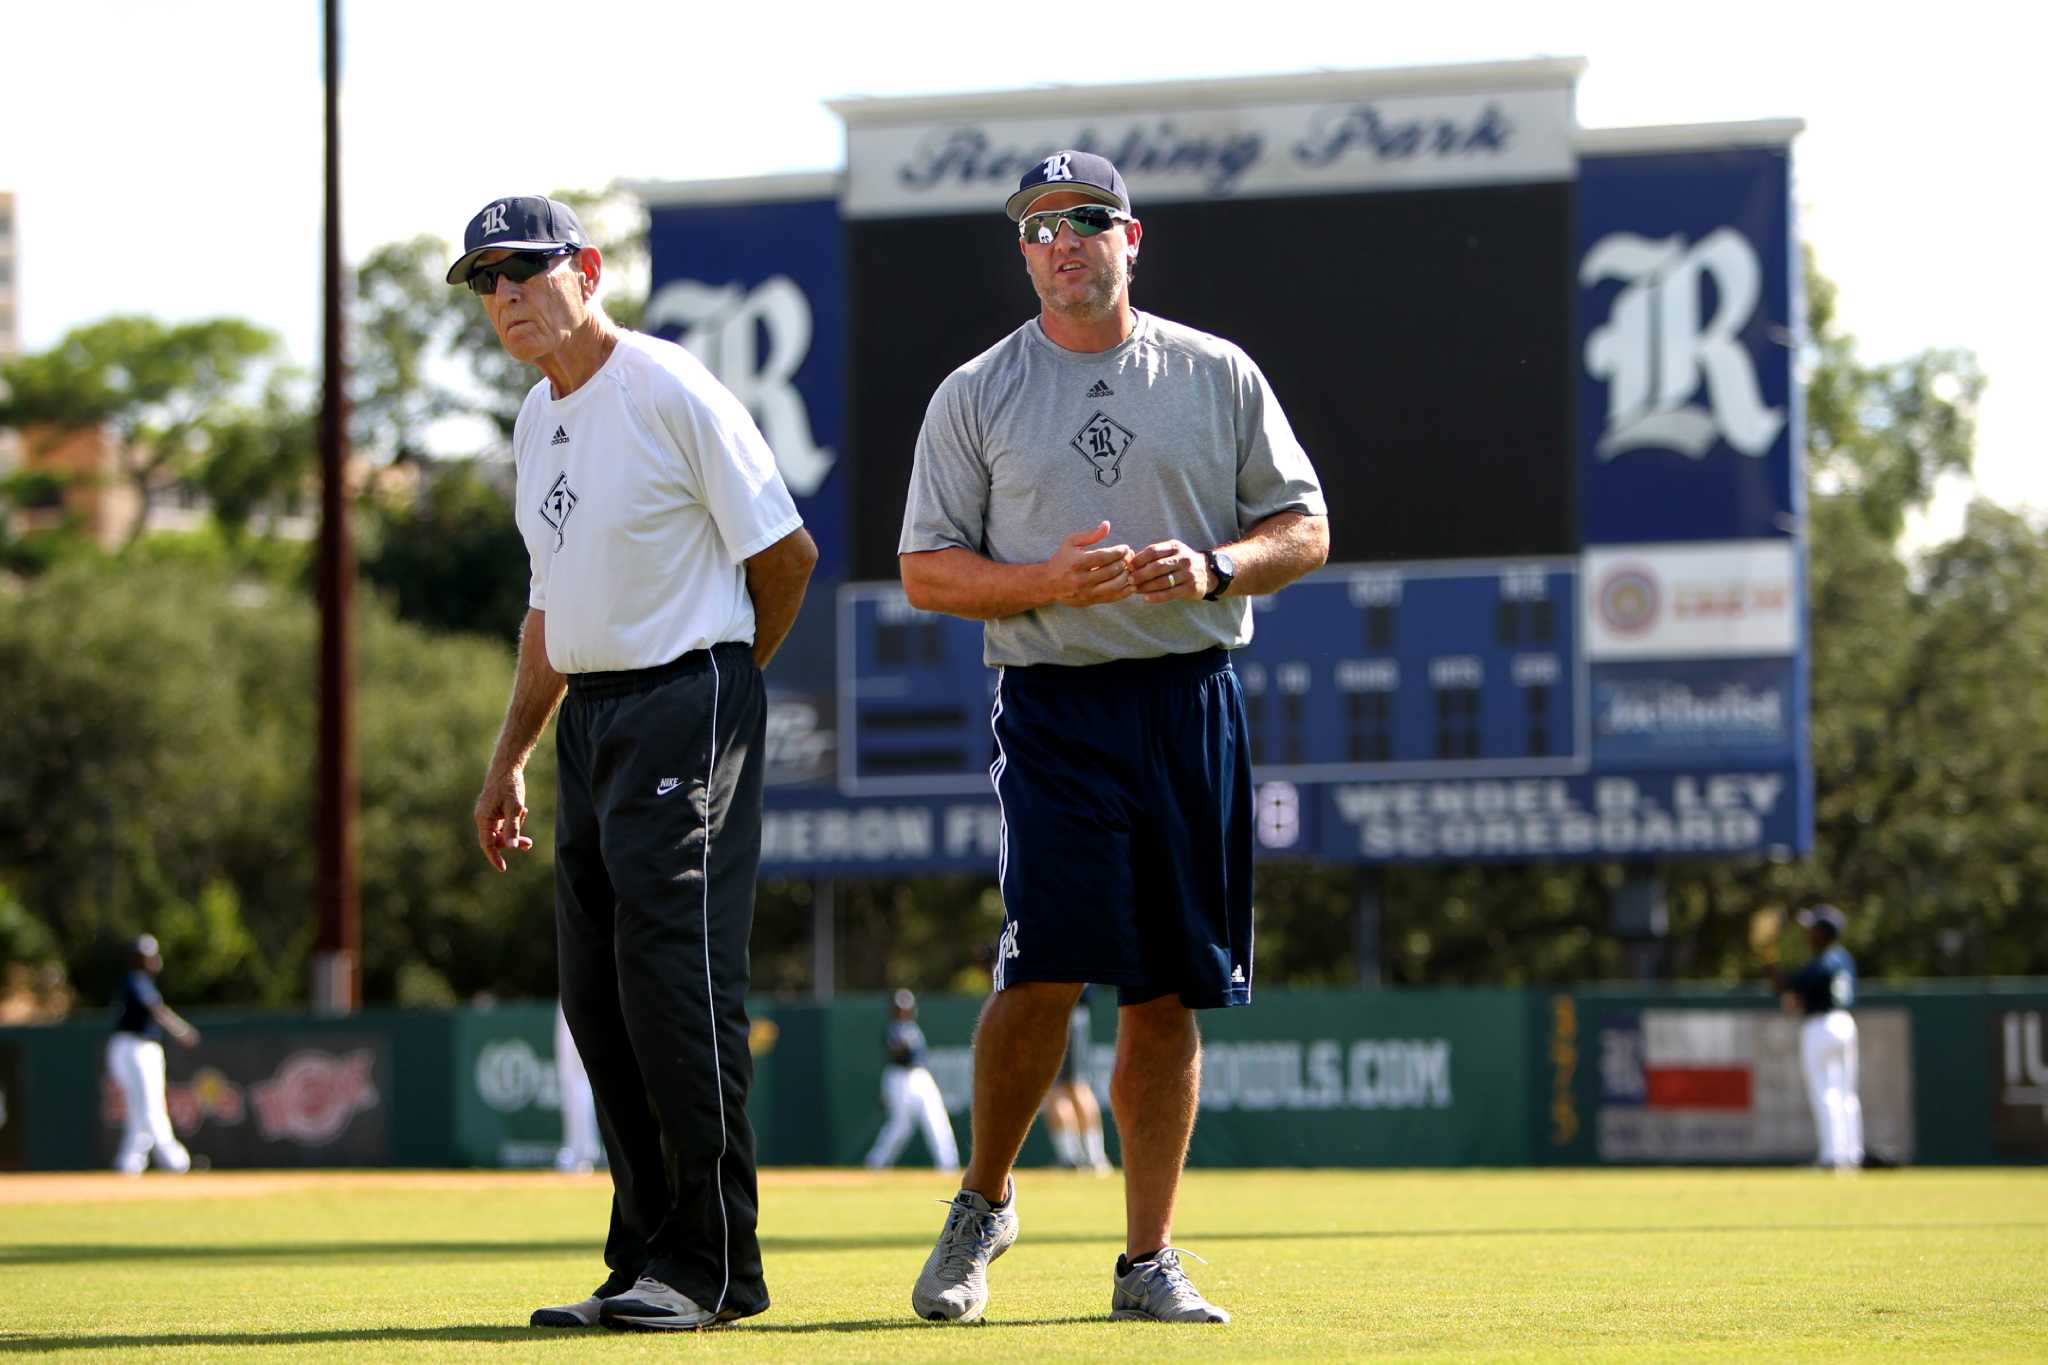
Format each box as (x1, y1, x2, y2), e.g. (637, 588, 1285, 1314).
(1, 1167, 2044, 1361)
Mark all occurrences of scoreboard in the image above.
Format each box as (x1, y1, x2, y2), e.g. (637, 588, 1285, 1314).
(636, 60, 1812, 875)
(842, 560, 1582, 795)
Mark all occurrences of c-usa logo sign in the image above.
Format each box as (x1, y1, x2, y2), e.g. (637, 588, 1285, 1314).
(1581, 229, 1785, 461)
(646, 276, 835, 497)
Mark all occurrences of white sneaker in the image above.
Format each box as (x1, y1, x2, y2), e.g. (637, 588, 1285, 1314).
(912, 1184, 1019, 1323)
(598, 1276, 732, 1332)
(1110, 1247, 1230, 1323)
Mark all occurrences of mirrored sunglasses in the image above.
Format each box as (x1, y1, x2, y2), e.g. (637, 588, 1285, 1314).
(1018, 205, 1132, 245)
(466, 247, 577, 296)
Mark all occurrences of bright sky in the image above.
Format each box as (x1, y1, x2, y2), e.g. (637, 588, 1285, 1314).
(3, 0, 2038, 543)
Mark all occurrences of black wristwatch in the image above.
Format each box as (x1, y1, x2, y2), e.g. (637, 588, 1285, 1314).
(1203, 549, 1236, 600)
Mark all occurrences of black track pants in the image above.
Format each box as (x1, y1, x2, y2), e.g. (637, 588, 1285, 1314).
(552, 641, 768, 1319)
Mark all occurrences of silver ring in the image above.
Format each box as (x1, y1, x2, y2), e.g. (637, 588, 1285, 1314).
(1168, 573, 1176, 588)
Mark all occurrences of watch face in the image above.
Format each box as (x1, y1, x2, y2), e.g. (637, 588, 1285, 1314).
(1214, 551, 1235, 578)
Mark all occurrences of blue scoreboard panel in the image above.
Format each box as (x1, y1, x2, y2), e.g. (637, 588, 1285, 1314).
(840, 560, 1581, 796)
(640, 81, 1812, 875)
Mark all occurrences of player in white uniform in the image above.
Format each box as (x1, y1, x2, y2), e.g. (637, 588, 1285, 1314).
(864, 990, 960, 1172)
(105, 934, 198, 1175)
(1772, 905, 1863, 1169)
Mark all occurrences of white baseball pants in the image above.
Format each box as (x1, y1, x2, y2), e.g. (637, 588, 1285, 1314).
(1800, 1010, 1863, 1169)
(864, 1065, 959, 1171)
(105, 1033, 191, 1174)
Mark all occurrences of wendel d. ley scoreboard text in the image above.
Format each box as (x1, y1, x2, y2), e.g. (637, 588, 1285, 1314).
(629, 58, 1811, 874)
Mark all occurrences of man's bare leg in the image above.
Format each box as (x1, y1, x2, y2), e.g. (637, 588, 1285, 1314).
(1111, 995, 1200, 1258)
(960, 980, 1085, 1200)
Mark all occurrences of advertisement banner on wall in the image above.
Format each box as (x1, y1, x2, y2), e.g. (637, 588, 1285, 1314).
(1590, 657, 1796, 766)
(463, 1016, 569, 1169)
(1992, 1010, 2048, 1155)
(1590, 1007, 1914, 1163)
(1583, 542, 1799, 661)
(98, 1036, 389, 1169)
(1577, 144, 1797, 546)
(900, 991, 1534, 1167)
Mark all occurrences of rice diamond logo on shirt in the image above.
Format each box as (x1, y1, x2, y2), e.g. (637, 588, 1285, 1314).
(539, 471, 578, 550)
(1071, 410, 1136, 487)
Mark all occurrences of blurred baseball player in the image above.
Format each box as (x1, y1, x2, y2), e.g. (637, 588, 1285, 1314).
(1041, 987, 1112, 1173)
(1771, 904, 1863, 1170)
(106, 934, 198, 1175)
(864, 990, 960, 1172)
(554, 1001, 604, 1174)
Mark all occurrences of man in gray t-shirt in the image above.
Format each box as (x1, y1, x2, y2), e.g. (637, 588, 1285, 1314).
(901, 151, 1328, 1327)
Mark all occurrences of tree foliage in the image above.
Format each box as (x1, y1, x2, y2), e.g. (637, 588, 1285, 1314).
(0, 559, 557, 1006)
(0, 316, 287, 549)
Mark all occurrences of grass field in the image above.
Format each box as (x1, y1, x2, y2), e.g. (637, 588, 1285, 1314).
(2, 1167, 2044, 1361)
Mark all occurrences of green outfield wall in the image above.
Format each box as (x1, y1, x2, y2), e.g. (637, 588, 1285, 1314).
(3, 983, 2042, 1172)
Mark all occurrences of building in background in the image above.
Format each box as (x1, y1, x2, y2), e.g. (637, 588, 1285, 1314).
(0, 191, 17, 361)
(0, 191, 18, 477)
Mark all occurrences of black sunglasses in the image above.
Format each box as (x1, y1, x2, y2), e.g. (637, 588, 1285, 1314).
(466, 247, 577, 296)
(1018, 205, 1132, 244)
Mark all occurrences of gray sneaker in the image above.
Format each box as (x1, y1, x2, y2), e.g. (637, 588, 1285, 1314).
(598, 1275, 735, 1332)
(912, 1184, 1019, 1323)
(530, 1271, 637, 1327)
(1110, 1247, 1230, 1323)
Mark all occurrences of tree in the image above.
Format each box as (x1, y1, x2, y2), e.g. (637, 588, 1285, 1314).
(0, 558, 558, 1007)
(350, 187, 648, 458)
(0, 316, 283, 551)
(358, 461, 530, 640)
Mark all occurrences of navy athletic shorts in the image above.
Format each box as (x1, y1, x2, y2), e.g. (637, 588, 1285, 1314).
(988, 647, 1254, 1010)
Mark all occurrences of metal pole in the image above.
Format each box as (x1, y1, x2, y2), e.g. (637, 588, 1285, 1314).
(312, 0, 359, 1013)
(812, 878, 835, 1000)
(1354, 866, 1383, 988)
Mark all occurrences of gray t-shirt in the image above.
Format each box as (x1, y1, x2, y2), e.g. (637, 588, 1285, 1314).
(900, 311, 1326, 667)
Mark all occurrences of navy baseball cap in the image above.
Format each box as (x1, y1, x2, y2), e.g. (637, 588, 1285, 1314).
(1796, 905, 1846, 934)
(1005, 151, 1131, 221)
(446, 195, 588, 285)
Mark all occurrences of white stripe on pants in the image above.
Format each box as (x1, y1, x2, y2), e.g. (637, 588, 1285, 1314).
(864, 1065, 960, 1171)
(1799, 1011, 1863, 1169)
(106, 1033, 191, 1174)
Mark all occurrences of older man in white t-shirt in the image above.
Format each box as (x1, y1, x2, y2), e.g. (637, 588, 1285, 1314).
(452, 195, 816, 1333)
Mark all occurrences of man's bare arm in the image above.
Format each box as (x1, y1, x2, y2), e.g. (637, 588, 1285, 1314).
(1129, 511, 1330, 601)
(474, 608, 568, 872)
(743, 527, 819, 668)
(900, 522, 1135, 620)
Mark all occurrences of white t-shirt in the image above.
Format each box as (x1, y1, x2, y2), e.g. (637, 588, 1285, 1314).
(513, 330, 802, 674)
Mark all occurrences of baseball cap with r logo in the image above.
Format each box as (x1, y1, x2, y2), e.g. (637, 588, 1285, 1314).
(1005, 151, 1132, 222)
(446, 196, 589, 285)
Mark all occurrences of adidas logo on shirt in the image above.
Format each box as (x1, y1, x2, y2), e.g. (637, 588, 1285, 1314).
(551, 426, 570, 446)
(1085, 380, 1114, 398)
